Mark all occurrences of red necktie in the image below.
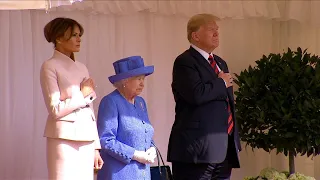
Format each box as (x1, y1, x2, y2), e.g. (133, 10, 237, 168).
(208, 54, 234, 135)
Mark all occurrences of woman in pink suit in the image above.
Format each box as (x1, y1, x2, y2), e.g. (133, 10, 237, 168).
(40, 17, 104, 180)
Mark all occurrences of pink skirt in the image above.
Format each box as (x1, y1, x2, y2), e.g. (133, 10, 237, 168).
(46, 138, 95, 180)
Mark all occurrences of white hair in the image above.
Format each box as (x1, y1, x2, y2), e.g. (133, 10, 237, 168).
(113, 79, 126, 89)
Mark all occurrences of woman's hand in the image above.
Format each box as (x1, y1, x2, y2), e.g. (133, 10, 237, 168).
(94, 150, 104, 170)
(84, 91, 97, 105)
(80, 78, 95, 97)
(132, 150, 150, 164)
(133, 149, 156, 164)
(146, 147, 157, 163)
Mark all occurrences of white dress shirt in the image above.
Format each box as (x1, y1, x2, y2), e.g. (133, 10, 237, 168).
(191, 44, 222, 72)
(191, 44, 226, 87)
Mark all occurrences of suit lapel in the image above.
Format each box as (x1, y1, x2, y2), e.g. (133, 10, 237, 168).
(188, 47, 217, 78)
(188, 46, 235, 104)
(213, 55, 227, 73)
(213, 55, 235, 105)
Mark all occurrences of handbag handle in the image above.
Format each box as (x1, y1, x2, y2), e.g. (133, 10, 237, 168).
(151, 142, 174, 180)
(151, 142, 166, 171)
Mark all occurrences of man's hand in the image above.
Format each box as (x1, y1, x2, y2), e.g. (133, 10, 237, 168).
(218, 71, 233, 88)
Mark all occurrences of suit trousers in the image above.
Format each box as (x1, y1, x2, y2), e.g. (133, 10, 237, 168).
(46, 137, 95, 180)
(172, 135, 237, 180)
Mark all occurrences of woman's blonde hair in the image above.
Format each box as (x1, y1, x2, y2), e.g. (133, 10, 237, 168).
(187, 13, 219, 42)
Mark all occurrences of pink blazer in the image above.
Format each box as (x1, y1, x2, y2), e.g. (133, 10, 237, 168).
(40, 50, 101, 149)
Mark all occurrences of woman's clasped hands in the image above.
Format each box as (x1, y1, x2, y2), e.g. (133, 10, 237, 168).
(80, 78, 97, 104)
(133, 147, 157, 164)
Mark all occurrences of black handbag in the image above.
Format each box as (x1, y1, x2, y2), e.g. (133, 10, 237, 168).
(150, 143, 174, 180)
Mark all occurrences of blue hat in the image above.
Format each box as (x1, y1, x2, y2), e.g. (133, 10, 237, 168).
(108, 56, 154, 84)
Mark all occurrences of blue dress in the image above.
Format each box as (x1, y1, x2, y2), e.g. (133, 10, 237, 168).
(97, 90, 154, 180)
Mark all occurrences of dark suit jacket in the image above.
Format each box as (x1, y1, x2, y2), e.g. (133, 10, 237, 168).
(167, 46, 241, 168)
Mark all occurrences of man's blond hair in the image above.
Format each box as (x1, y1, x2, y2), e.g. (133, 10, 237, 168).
(187, 13, 219, 42)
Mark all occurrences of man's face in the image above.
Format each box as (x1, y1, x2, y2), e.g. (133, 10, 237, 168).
(194, 21, 219, 51)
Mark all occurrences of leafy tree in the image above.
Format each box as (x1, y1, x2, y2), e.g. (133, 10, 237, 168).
(234, 47, 320, 174)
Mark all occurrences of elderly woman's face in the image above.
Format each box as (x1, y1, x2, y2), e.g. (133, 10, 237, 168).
(124, 75, 146, 96)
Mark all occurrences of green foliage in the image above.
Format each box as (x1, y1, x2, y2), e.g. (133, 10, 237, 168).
(281, 171, 290, 178)
(259, 168, 287, 180)
(243, 168, 315, 180)
(243, 176, 259, 180)
(288, 172, 315, 180)
(235, 47, 320, 157)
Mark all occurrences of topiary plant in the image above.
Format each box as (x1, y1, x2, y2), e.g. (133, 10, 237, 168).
(234, 47, 320, 174)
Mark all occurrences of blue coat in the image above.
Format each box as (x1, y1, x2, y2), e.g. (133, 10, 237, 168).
(97, 90, 154, 180)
